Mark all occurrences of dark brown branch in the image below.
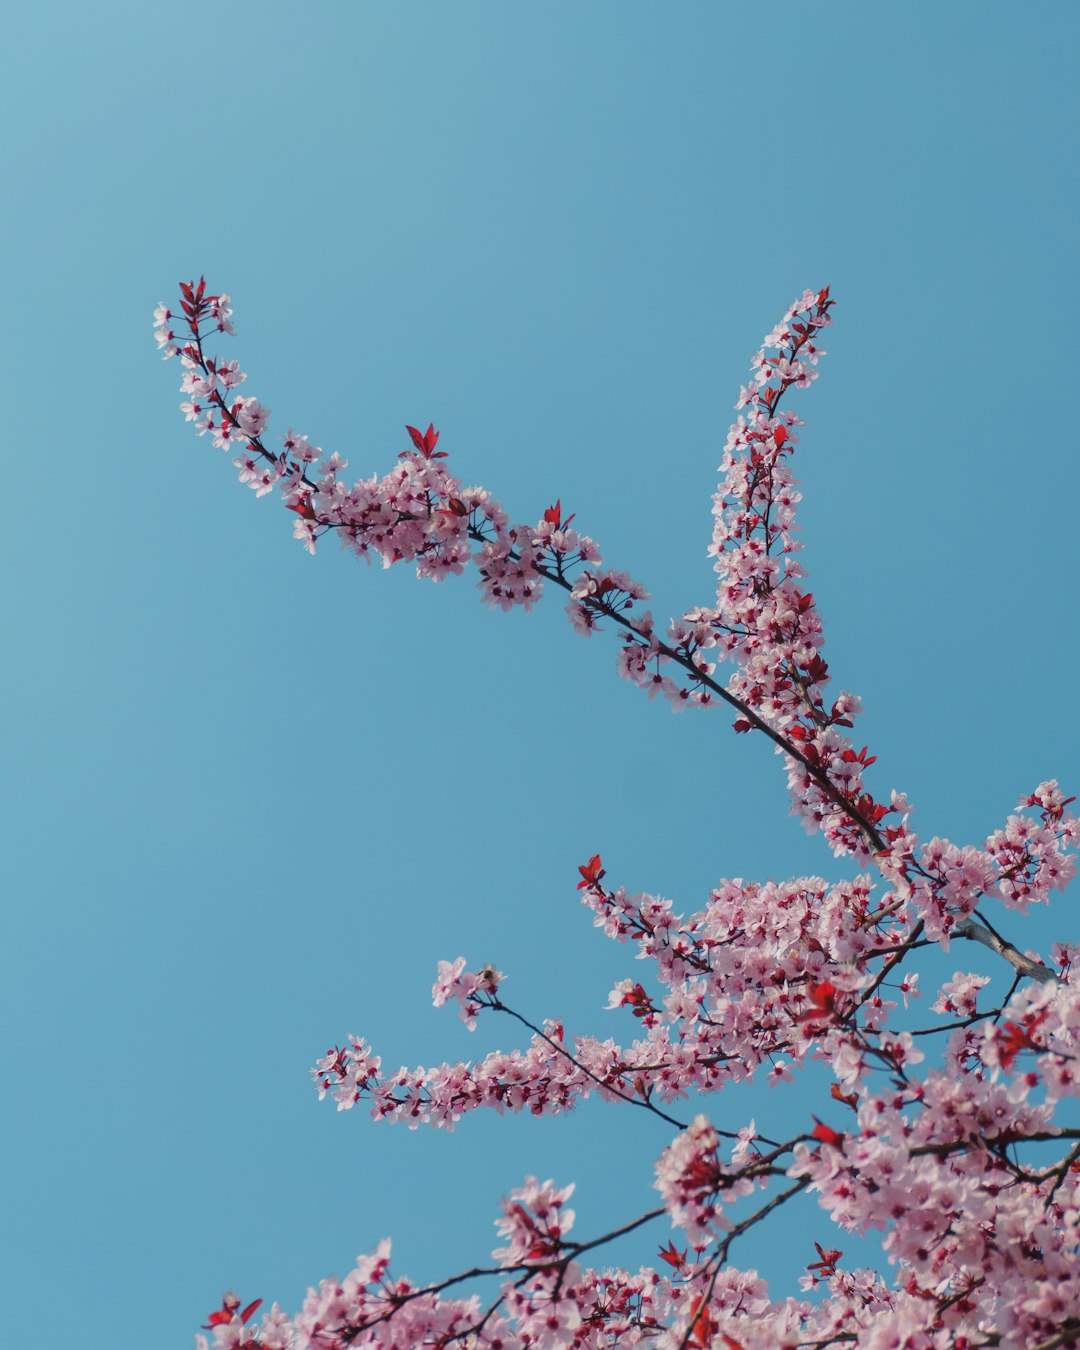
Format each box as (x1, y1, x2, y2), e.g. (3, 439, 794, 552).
(489, 996, 690, 1131)
(336, 1203, 668, 1344)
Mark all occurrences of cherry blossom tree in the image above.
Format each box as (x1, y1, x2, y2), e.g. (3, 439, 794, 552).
(156, 281, 1080, 1350)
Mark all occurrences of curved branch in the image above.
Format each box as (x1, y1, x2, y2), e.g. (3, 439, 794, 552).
(954, 917, 1056, 985)
(335, 1203, 667, 1345)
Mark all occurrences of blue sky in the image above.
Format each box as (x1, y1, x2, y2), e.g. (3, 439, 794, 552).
(4, 3, 1079, 1345)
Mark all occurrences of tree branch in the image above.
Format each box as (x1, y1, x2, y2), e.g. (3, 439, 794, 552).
(954, 917, 1056, 984)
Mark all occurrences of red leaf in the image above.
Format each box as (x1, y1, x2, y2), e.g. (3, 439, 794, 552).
(830, 1083, 859, 1110)
(689, 1298, 716, 1349)
(804, 654, 829, 683)
(405, 423, 443, 458)
(998, 1018, 1046, 1070)
(812, 1117, 844, 1147)
(240, 1299, 263, 1325)
(201, 1292, 260, 1332)
(799, 981, 838, 1026)
(543, 499, 576, 530)
(577, 853, 605, 890)
(807, 1241, 843, 1276)
(658, 1239, 686, 1270)
(202, 1293, 244, 1330)
(811, 982, 837, 1011)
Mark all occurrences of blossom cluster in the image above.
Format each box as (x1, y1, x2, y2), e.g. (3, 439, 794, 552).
(789, 976, 1080, 1343)
(153, 284, 864, 844)
(312, 777, 1076, 1136)
(159, 284, 1080, 1349)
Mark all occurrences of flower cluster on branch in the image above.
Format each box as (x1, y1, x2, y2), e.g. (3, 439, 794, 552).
(157, 281, 1079, 1349)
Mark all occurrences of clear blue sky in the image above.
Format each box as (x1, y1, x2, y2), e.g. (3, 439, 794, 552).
(4, 4, 1078, 1345)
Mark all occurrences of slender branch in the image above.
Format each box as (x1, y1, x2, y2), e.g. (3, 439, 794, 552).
(909, 1129, 1080, 1159)
(336, 1204, 667, 1344)
(187, 310, 888, 864)
(1046, 1141, 1080, 1203)
(908, 1010, 998, 1037)
(862, 936, 935, 960)
(482, 533, 889, 855)
(853, 920, 926, 1007)
(179, 308, 1071, 998)
(677, 1177, 811, 1350)
(489, 997, 690, 1131)
(979, 1323, 1080, 1350)
(993, 972, 1023, 1023)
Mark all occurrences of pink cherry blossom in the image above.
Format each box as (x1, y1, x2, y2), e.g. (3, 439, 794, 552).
(155, 282, 1080, 1350)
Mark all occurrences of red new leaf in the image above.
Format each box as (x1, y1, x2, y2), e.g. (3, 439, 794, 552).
(812, 1117, 844, 1147)
(544, 499, 577, 529)
(577, 854, 605, 890)
(658, 1239, 686, 1270)
(404, 423, 445, 458)
(240, 1299, 263, 1325)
